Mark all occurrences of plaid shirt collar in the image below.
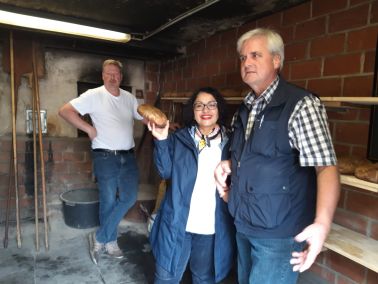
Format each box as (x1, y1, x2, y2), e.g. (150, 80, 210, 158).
(243, 76, 280, 109)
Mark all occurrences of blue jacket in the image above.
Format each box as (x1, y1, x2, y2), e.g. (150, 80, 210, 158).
(150, 126, 236, 282)
(228, 78, 317, 238)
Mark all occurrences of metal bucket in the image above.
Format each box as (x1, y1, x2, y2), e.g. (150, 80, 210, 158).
(60, 188, 99, 229)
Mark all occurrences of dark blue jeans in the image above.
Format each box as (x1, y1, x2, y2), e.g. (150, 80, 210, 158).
(154, 232, 215, 284)
(92, 151, 139, 243)
(236, 232, 305, 284)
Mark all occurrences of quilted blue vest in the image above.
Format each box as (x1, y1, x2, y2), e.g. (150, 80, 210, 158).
(228, 79, 317, 238)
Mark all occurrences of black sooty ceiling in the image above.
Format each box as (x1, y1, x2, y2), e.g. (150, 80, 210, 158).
(0, 0, 309, 60)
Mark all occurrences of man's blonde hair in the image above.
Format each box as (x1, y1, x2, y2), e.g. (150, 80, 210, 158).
(102, 59, 123, 71)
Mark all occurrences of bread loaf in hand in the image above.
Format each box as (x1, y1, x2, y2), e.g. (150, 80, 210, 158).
(137, 104, 168, 127)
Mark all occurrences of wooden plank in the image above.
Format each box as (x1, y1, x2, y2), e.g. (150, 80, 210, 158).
(321, 97, 378, 105)
(324, 224, 378, 273)
(340, 175, 378, 193)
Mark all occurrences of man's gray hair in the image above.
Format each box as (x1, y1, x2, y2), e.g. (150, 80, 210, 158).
(237, 28, 284, 71)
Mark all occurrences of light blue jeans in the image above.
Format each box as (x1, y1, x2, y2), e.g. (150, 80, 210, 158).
(92, 151, 139, 243)
(236, 232, 305, 284)
(154, 232, 215, 284)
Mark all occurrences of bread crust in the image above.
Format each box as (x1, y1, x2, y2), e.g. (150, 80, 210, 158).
(337, 156, 372, 174)
(354, 163, 378, 183)
(137, 104, 168, 127)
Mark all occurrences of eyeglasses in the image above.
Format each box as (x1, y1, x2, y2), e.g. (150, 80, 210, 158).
(193, 101, 218, 111)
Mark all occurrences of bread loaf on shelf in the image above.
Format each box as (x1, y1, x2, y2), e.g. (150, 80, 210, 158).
(337, 156, 372, 175)
(354, 163, 378, 184)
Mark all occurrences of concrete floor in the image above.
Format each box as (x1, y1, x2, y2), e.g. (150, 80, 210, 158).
(0, 209, 329, 284)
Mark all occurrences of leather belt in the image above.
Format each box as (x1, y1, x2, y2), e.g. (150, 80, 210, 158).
(92, 148, 134, 155)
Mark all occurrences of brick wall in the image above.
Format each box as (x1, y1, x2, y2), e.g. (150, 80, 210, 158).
(151, 0, 378, 283)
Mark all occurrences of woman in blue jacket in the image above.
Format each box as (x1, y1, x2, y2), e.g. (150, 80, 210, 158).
(147, 87, 235, 284)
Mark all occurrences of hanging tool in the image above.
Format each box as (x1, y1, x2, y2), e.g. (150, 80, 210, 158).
(32, 40, 49, 250)
(9, 31, 22, 248)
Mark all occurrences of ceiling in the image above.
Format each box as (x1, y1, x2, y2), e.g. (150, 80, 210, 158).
(0, 0, 308, 60)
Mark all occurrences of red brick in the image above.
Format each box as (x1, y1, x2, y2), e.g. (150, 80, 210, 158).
(337, 274, 362, 284)
(334, 144, 352, 156)
(220, 29, 237, 46)
(334, 121, 369, 145)
(183, 66, 192, 78)
(285, 41, 308, 61)
(205, 34, 220, 50)
(343, 75, 374, 97)
(329, 4, 369, 32)
(364, 51, 376, 73)
(372, 0, 378, 23)
(312, 0, 348, 17)
(145, 62, 159, 73)
(176, 80, 186, 91)
(327, 108, 359, 121)
(350, 145, 367, 156)
(282, 2, 311, 26)
(291, 59, 322, 79)
(277, 25, 295, 42)
(238, 21, 257, 37)
(256, 12, 282, 29)
(333, 209, 368, 235)
(226, 72, 242, 87)
(359, 108, 371, 120)
(172, 68, 183, 82)
(290, 80, 307, 89)
(187, 40, 206, 55)
(281, 66, 290, 80)
(205, 61, 219, 76)
(324, 53, 362, 76)
(346, 190, 378, 219)
(327, 251, 365, 283)
(295, 17, 326, 40)
(371, 221, 378, 240)
(366, 269, 378, 284)
(311, 34, 346, 57)
(310, 261, 336, 283)
(220, 57, 238, 74)
(210, 74, 226, 88)
(348, 26, 378, 51)
(209, 46, 227, 62)
(308, 78, 342, 97)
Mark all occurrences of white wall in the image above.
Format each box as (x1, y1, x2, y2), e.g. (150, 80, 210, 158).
(0, 45, 145, 138)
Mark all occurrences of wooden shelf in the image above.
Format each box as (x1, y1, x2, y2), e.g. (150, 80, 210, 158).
(160, 96, 243, 104)
(321, 97, 378, 108)
(340, 175, 378, 193)
(161, 96, 378, 107)
(324, 223, 378, 273)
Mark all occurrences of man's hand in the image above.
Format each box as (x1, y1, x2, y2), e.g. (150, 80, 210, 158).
(148, 120, 169, 140)
(290, 222, 329, 272)
(214, 160, 232, 198)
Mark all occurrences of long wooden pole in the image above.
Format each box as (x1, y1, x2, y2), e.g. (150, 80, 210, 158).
(32, 41, 49, 250)
(10, 31, 22, 248)
(31, 72, 39, 251)
(3, 152, 14, 248)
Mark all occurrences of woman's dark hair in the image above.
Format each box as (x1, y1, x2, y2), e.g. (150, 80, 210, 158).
(182, 87, 228, 127)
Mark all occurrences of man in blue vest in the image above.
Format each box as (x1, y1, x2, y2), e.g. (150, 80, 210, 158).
(215, 28, 340, 284)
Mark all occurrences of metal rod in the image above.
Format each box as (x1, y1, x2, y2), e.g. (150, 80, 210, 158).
(131, 0, 220, 41)
(10, 31, 22, 248)
(32, 41, 49, 250)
